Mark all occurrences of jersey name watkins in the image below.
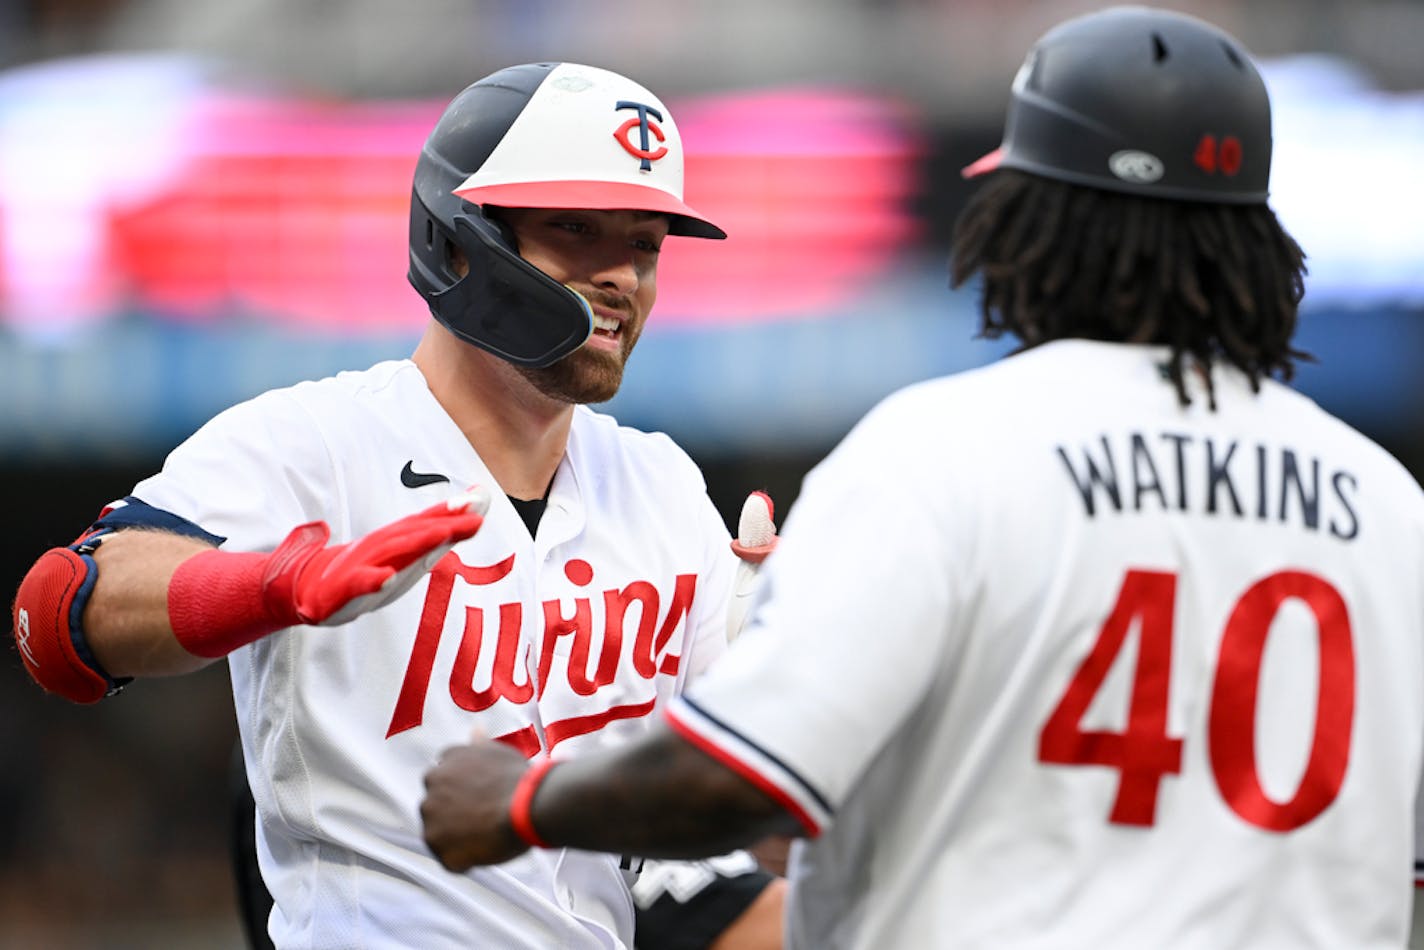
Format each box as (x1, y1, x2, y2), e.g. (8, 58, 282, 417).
(386, 549, 698, 748)
(1056, 431, 1360, 540)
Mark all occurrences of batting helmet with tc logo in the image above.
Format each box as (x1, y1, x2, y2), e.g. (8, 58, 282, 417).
(408, 62, 724, 368)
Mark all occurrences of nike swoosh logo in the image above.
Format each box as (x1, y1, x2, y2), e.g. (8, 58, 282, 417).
(400, 461, 450, 489)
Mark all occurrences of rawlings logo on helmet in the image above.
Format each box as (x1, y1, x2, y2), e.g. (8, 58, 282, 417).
(613, 101, 669, 171)
(1108, 150, 1165, 184)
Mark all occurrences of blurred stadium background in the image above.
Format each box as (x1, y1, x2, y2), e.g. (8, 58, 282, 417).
(1, 0, 1421, 945)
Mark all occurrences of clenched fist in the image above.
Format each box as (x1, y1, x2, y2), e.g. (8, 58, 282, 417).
(422, 736, 538, 871)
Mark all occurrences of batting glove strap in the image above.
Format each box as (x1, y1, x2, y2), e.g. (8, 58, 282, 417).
(13, 536, 131, 704)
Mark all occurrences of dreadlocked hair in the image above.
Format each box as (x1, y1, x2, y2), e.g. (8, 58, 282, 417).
(950, 170, 1310, 409)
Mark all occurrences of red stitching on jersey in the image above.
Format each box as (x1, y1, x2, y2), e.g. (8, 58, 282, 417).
(545, 698, 656, 751)
(494, 725, 542, 759)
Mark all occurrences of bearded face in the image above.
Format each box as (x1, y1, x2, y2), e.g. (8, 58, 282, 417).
(493, 207, 667, 405)
(514, 294, 645, 404)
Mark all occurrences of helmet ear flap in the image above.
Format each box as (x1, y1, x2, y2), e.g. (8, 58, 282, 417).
(437, 205, 515, 281)
(425, 213, 593, 368)
(478, 206, 521, 255)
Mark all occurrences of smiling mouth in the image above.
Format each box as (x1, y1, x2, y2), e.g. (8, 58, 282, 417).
(591, 312, 622, 338)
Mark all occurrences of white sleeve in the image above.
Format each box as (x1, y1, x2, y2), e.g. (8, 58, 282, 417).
(667, 400, 959, 834)
(129, 388, 336, 552)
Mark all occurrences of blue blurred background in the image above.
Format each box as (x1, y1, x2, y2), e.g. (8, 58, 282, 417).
(1, 0, 1421, 945)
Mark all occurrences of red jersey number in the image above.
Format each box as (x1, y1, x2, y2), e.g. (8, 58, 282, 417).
(1039, 569, 1355, 831)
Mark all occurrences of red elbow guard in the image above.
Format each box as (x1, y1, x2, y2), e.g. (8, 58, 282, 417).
(12, 545, 127, 704)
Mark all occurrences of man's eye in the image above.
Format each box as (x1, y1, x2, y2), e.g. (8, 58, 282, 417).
(634, 239, 663, 253)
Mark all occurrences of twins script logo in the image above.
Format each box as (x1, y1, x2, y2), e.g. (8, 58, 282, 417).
(386, 550, 697, 753)
(613, 100, 669, 170)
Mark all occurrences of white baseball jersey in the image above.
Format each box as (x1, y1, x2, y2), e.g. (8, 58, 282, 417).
(123, 359, 735, 949)
(669, 340, 1424, 949)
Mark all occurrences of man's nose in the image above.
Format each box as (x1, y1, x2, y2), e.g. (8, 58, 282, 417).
(589, 248, 640, 297)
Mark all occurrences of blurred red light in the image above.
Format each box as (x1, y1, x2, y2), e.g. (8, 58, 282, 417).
(98, 87, 922, 332)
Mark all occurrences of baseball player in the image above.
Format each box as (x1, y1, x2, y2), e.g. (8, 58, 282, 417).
(419, 10, 1424, 949)
(11, 63, 785, 949)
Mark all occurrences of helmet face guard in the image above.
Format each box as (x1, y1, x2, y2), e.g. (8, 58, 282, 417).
(414, 211, 595, 367)
(964, 6, 1273, 204)
(408, 62, 724, 368)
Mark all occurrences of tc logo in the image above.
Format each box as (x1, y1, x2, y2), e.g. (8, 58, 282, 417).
(15, 606, 37, 667)
(613, 100, 668, 171)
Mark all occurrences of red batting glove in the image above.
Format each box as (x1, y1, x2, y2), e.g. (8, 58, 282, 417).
(169, 487, 490, 657)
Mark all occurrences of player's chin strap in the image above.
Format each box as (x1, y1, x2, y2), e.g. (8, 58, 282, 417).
(727, 491, 778, 643)
(12, 530, 131, 704)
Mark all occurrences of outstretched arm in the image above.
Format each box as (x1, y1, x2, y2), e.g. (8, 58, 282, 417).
(82, 528, 229, 678)
(421, 721, 803, 872)
(12, 489, 488, 701)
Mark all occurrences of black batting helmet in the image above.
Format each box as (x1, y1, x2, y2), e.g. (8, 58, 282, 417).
(963, 5, 1272, 203)
(408, 62, 725, 368)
